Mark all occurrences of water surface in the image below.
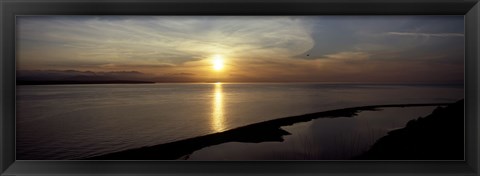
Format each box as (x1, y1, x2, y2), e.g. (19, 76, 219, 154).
(16, 83, 463, 160)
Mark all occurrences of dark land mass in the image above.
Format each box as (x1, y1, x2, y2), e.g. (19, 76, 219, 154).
(355, 99, 464, 160)
(17, 80, 155, 85)
(85, 102, 453, 160)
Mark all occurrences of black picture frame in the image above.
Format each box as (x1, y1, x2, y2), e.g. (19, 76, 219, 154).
(1, 0, 479, 175)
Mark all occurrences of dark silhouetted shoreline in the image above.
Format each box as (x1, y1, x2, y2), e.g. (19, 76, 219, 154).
(85, 102, 453, 160)
(355, 99, 464, 160)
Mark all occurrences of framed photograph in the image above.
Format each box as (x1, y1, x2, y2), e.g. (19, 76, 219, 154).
(1, 0, 479, 175)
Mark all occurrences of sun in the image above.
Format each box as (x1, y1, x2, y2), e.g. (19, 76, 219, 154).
(212, 55, 224, 71)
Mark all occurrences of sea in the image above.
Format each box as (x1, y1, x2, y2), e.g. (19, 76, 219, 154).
(16, 83, 464, 160)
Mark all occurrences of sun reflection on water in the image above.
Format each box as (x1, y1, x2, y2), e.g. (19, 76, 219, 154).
(212, 82, 225, 132)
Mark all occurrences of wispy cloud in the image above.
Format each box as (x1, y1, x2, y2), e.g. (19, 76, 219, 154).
(387, 32, 464, 37)
(16, 16, 465, 83)
(17, 16, 314, 70)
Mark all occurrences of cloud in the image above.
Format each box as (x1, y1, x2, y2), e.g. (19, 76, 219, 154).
(386, 32, 464, 37)
(168, 72, 195, 76)
(293, 16, 464, 60)
(323, 52, 370, 60)
(16, 16, 464, 84)
(98, 63, 175, 69)
(17, 16, 313, 70)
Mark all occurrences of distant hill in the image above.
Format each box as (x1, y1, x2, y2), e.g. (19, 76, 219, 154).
(16, 70, 201, 84)
(17, 80, 155, 85)
(16, 70, 157, 85)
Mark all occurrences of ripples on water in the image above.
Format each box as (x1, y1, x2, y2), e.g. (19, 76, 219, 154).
(16, 83, 463, 160)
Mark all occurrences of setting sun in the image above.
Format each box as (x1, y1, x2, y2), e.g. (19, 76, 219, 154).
(212, 55, 224, 71)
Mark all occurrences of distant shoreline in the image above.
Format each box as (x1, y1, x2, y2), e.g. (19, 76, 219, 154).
(16, 80, 156, 85)
(16, 80, 464, 86)
(85, 102, 454, 160)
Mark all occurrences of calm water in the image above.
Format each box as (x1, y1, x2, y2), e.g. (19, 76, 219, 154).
(188, 106, 437, 160)
(16, 83, 463, 160)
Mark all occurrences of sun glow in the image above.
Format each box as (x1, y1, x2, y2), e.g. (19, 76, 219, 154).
(212, 55, 224, 71)
(211, 82, 225, 132)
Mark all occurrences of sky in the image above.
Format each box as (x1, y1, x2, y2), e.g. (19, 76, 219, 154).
(16, 16, 464, 83)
